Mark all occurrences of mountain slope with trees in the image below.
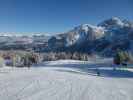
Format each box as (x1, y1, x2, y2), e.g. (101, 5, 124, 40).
(48, 17, 133, 57)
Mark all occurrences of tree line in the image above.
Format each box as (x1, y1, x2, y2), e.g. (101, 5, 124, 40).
(42, 52, 92, 61)
(0, 50, 133, 67)
(113, 50, 133, 66)
(0, 51, 93, 67)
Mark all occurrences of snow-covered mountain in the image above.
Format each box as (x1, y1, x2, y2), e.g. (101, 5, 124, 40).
(0, 33, 50, 50)
(97, 17, 133, 56)
(65, 24, 105, 46)
(0, 17, 133, 56)
(48, 17, 133, 56)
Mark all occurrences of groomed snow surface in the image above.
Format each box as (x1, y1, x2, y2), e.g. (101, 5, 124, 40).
(0, 59, 133, 100)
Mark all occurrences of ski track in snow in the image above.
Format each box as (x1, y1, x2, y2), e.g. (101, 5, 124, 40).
(0, 60, 133, 100)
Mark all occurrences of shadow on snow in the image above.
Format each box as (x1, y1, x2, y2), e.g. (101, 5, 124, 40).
(34, 62, 133, 78)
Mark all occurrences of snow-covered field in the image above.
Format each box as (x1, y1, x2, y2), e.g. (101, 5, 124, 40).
(0, 60, 133, 100)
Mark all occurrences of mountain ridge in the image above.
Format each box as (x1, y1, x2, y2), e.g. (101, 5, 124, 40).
(0, 17, 132, 57)
(48, 17, 133, 56)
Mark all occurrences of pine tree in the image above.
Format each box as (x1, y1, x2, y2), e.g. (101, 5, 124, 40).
(114, 52, 121, 65)
(114, 50, 133, 66)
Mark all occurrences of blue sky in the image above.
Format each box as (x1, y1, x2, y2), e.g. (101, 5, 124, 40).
(0, 0, 133, 34)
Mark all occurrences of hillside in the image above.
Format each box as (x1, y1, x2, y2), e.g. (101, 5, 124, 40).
(48, 17, 133, 56)
(0, 60, 133, 100)
(0, 17, 133, 56)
